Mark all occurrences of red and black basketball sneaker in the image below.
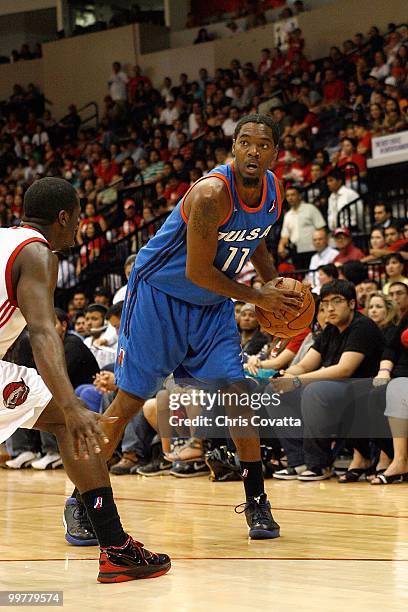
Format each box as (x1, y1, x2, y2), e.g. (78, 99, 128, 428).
(98, 535, 171, 583)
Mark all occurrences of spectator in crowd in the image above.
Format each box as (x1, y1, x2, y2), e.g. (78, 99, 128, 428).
(337, 291, 400, 482)
(271, 280, 384, 481)
(222, 106, 240, 138)
(113, 254, 137, 304)
(355, 279, 379, 309)
(76, 202, 107, 245)
(70, 291, 88, 315)
(365, 291, 400, 332)
(373, 203, 394, 228)
(108, 61, 128, 110)
(384, 223, 407, 252)
(361, 227, 387, 262)
(389, 282, 408, 319)
(93, 287, 112, 308)
(278, 186, 326, 269)
(315, 263, 339, 294)
(83, 303, 117, 369)
(371, 313, 408, 484)
(333, 227, 364, 265)
(76, 222, 108, 275)
(326, 169, 362, 231)
(160, 97, 179, 126)
(306, 228, 339, 290)
(72, 311, 87, 338)
(335, 137, 367, 177)
(321, 69, 346, 108)
(194, 28, 213, 44)
(382, 253, 408, 294)
(238, 303, 269, 358)
(245, 326, 311, 377)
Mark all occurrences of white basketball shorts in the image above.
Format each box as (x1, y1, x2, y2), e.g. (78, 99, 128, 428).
(0, 360, 52, 444)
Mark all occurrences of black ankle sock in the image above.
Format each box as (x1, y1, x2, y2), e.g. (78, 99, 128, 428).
(240, 460, 265, 499)
(71, 487, 81, 503)
(81, 487, 127, 548)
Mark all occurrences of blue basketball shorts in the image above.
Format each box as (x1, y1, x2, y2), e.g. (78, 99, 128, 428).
(114, 278, 245, 399)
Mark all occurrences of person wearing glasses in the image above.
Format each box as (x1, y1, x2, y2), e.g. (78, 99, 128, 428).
(269, 279, 384, 481)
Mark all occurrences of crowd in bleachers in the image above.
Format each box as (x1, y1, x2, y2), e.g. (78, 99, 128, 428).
(0, 18, 407, 481)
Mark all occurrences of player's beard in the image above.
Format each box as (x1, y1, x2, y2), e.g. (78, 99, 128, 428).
(242, 176, 260, 187)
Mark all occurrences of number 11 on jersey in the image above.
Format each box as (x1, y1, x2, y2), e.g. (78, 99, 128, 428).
(221, 247, 251, 273)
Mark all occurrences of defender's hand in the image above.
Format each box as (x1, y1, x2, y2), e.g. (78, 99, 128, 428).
(64, 400, 118, 460)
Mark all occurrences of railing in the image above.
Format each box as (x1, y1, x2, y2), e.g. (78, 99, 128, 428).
(281, 260, 386, 287)
(55, 213, 169, 307)
(59, 101, 99, 130)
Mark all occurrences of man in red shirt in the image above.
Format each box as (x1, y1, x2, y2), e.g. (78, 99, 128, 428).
(162, 174, 189, 207)
(354, 120, 372, 157)
(336, 138, 367, 176)
(322, 69, 346, 107)
(95, 156, 120, 185)
(333, 227, 364, 265)
(120, 199, 142, 238)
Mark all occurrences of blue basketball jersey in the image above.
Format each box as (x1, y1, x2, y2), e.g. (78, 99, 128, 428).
(132, 162, 282, 305)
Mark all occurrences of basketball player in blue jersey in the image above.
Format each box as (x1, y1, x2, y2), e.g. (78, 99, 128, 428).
(68, 114, 303, 541)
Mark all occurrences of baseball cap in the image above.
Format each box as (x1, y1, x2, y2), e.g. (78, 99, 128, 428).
(124, 199, 136, 209)
(334, 227, 351, 237)
(240, 303, 256, 314)
(385, 76, 397, 87)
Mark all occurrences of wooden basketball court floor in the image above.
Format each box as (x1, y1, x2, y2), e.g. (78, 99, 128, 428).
(1, 470, 408, 611)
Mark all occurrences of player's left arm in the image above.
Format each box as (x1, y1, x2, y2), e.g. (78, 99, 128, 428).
(250, 239, 278, 283)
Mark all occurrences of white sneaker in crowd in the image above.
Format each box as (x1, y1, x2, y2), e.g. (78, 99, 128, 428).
(4, 451, 40, 469)
(31, 452, 63, 470)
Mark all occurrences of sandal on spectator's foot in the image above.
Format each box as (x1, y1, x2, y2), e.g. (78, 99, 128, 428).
(366, 467, 386, 482)
(338, 468, 370, 483)
(165, 438, 203, 462)
(371, 472, 408, 485)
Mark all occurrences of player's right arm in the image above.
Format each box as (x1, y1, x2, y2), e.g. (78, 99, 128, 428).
(184, 179, 302, 313)
(13, 243, 112, 458)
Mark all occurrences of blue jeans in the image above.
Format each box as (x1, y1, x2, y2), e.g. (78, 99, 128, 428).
(121, 411, 156, 460)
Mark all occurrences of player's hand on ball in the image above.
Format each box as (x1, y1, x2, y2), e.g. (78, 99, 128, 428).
(65, 400, 118, 460)
(255, 279, 303, 316)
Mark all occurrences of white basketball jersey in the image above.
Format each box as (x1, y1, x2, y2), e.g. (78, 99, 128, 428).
(0, 226, 49, 358)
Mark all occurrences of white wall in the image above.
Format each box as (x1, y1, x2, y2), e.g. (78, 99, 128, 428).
(0, 59, 44, 101)
(0, 8, 56, 58)
(42, 25, 137, 117)
(164, 0, 190, 31)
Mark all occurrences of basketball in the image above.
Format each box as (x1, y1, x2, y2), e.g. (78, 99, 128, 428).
(401, 328, 408, 348)
(255, 278, 315, 338)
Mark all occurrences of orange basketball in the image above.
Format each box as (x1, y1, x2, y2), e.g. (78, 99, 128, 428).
(255, 277, 315, 338)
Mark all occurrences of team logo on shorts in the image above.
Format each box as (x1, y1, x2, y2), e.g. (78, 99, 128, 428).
(3, 378, 30, 409)
(117, 348, 125, 367)
(268, 199, 276, 213)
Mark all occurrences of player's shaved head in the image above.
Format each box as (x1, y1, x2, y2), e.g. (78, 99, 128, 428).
(24, 177, 79, 224)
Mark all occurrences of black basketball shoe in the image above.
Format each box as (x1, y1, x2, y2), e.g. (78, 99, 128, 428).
(235, 493, 280, 539)
(205, 446, 241, 482)
(98, 535, 171, 583)
(132, 441, 172, 476)
(63, 497, 98, 546)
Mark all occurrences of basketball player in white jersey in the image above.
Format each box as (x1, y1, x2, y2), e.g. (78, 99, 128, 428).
(0, 177, 170, 583)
